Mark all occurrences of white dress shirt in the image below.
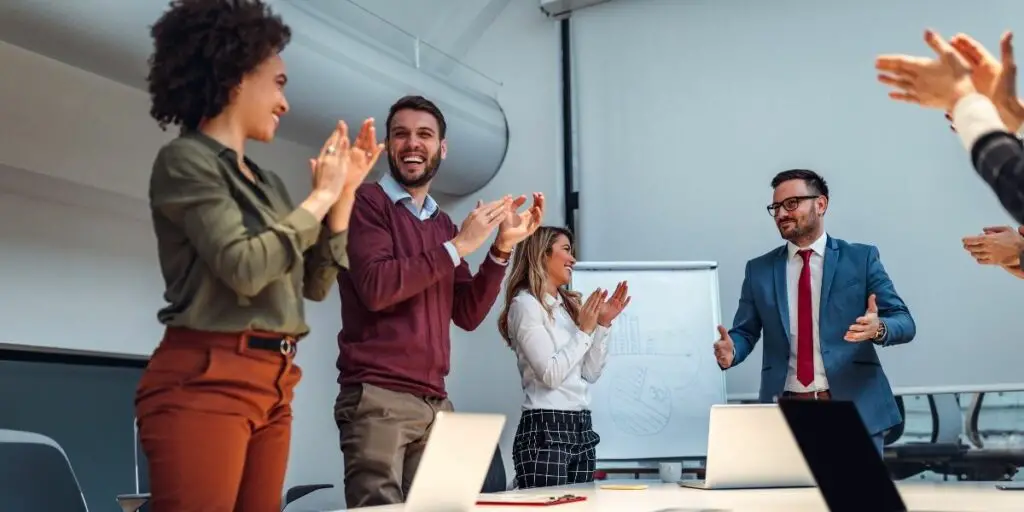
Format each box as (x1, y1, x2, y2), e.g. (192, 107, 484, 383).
(506, 289, 610, 411)
(784, 231, 829, 392)
(951, 92, 1019, 151)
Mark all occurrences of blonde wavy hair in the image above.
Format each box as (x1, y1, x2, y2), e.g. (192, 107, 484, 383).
(497, 226, 582, 346)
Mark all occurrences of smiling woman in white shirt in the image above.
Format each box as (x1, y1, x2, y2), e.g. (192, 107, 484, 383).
(497, 226, 630, 489)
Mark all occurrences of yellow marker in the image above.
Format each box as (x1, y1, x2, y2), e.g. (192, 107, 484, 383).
(599, 484, 648, 490)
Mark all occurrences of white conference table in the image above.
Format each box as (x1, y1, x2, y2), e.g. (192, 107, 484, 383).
(347, 479, 1023, 511)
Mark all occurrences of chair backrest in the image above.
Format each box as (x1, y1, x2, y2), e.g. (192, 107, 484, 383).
(0, 429, 88, 512)
(930, 394, 963, 444)
(965, 392, 986, 449)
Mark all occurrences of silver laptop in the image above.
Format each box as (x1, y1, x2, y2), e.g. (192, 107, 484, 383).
(404, 411, 506, 511)
(679, 403, 815, 490)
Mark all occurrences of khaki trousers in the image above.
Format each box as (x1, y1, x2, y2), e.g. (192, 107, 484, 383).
(335, 383, 453, 508)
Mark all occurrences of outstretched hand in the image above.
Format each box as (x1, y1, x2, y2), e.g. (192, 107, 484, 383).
(713, 325, 734, 369)
(844, 294, 880, 343)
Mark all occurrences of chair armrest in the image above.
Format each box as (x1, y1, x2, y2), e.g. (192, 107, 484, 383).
(284, 484, 334, 505)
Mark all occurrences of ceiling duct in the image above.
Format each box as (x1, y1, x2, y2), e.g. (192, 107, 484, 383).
(0, 0, 509, 196)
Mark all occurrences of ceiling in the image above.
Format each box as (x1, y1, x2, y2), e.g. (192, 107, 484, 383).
(0, 0, 509, 150)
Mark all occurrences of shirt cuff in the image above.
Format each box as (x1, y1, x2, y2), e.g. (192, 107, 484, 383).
(443, 241, 461, 267)
(952, 93, 1008, 151)
(278, 207, 322, 253)
(578, 330, 594, 348)
(488, 252, 509, 266)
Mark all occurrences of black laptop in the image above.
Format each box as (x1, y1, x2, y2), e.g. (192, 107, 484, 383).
(777, 399, 947, 512)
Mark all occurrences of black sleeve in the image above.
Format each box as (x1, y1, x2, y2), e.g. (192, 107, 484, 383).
(971, 131, 1024, 225)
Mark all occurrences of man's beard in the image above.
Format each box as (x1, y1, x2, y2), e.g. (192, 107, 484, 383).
(778, 218, 817, 242)
(388, 150, 441, 189)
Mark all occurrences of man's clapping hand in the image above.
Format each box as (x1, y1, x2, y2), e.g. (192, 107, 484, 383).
(451, 197, 512, 257)
(962, 225, 1024, 266)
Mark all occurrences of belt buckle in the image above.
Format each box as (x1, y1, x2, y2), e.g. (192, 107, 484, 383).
(279, 337, 296, 356)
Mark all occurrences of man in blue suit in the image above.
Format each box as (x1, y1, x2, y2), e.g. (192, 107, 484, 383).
(713, 169, 916, 453)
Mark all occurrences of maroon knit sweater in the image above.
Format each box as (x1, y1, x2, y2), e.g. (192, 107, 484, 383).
(336, 182, 507, 398)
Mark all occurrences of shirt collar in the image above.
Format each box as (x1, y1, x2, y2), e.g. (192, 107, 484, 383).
(787, 230, 828, 259)
(378, 172, 438, 217)
(182, 130, 267, 182)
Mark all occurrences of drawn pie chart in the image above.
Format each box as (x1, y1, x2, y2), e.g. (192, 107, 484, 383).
(608, 365, 671, 436)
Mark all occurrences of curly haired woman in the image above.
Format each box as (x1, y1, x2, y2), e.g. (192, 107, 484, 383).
(497, 226, 630, 488)
(136, 1, 382, 510)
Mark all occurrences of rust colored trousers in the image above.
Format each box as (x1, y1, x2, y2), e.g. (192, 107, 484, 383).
(134, 327, 302, 512)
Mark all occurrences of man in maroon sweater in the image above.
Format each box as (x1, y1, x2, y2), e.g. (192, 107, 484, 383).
(334, 95, 544, 508)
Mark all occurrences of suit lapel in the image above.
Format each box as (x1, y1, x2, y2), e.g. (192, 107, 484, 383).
(773, 247, 791, 343)
(820, 235, 839, 317)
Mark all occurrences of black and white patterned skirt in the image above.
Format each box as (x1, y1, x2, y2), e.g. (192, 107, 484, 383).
(511, 409, 601, 489)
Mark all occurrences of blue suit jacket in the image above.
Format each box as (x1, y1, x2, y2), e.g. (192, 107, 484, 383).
(728, 235, 916, 435)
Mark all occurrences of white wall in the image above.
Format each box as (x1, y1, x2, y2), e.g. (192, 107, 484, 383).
(0, 0, 565, 503)
(0, 39, 343, 497)
(439, 0, 565, 487)
(571, 0, 1024, 399)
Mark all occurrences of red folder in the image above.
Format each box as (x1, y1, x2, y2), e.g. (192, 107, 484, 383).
(476, 493, 588, 506)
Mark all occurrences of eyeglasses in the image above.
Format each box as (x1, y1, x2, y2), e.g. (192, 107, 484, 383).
(767, 195, 820, 217)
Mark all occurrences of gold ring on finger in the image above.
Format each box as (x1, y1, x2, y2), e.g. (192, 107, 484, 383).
(326, 146, 337, 155)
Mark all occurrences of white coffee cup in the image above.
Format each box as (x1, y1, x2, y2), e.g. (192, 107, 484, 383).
(659, 462, 683, 483)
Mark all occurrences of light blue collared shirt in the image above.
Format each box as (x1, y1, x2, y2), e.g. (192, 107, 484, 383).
(377, 173, 461, 266)
(378, 172, 440, 220)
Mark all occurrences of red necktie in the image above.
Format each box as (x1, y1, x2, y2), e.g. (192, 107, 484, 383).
(797, 249, 814, 386)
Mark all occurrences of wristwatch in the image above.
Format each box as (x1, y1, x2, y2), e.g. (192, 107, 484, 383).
(489, 245, 512, 261)
(871, 320, 887, 344)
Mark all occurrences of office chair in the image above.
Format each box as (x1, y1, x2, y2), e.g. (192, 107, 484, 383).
(285, 484, 334, 504)
(116, 484, 339, 512)
(0, 429, 88, 512)
(886, 393, 969, 480)
(481, 445, 507, 493)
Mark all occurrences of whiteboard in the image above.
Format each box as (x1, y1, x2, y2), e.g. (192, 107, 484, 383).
(570, 261, 727, 460)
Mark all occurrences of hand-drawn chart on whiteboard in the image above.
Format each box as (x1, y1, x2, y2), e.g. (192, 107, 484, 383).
(571, 262, 727, 460)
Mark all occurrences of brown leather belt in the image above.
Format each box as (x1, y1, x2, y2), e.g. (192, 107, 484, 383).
(781, 389, 831, 400)
(164, 326, 297, 356)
